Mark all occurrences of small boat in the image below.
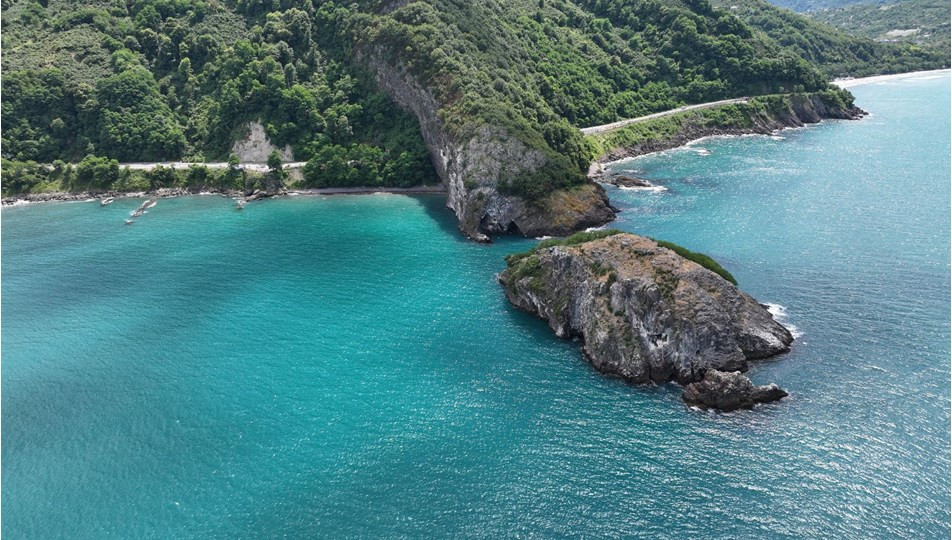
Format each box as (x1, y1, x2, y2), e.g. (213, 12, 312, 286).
(236, 200, 246, 210)
(124, 219, 135, 225)
(100, 197, 114, 206)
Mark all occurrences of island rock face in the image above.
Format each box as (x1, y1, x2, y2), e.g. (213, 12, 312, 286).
(682, 370, 788, 411)
(499, 233, 793, 399)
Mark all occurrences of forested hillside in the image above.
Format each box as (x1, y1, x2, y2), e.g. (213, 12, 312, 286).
(808, 0, 950, 50)
(714, 0, 948, 76)
(2, 0, 947, 228)
(1, 0, 439, 187)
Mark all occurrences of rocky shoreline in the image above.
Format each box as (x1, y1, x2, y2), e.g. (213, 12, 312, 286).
(589, 93, 867, 168)
(1, 185, 447, 207)
(499, 231, 793, 411)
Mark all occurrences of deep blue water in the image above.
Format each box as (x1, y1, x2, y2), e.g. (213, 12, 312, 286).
(3, 73, 949, 538)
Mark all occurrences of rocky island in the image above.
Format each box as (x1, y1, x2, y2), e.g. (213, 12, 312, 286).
(499, 231, 793, 410)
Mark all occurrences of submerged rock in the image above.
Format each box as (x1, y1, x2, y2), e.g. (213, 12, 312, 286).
(682, 370, 788, 411)
(498, 232, 793, 407)
(609, 175, 654, 188)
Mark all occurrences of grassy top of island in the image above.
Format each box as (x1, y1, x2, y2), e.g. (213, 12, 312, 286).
(504, 229, 737, 286)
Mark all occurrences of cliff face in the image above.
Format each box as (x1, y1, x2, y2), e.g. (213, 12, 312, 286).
(366, 52, 615, 242)
(499, 233, 793, 386)
(592, 93, 866, 164)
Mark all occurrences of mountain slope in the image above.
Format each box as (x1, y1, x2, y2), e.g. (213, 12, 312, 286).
(713, 0, 949, 76)
(2, 0, 943, 239)
(807, 0, 951, 50)
(764, 0, 891, 13)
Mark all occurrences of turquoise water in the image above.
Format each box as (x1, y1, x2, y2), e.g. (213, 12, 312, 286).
(3, 73, 949, 538)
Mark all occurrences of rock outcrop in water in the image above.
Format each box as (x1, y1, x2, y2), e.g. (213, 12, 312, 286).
(682, 370, 788, 411)
(365, 52, 616, 242)
(499, 232, 793, 409)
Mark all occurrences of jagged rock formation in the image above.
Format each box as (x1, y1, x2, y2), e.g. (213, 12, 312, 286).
(365, 53, 616, 242)
(682, 370, 788, 411)
(499, 232, 793, 406)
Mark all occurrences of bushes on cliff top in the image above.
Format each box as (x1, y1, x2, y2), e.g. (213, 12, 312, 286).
(503, 231, 737, 286)
(652, 239, 738, 285)
(505, 229, 623, 265)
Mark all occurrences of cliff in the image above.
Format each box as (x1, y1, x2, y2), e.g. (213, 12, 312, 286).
(588, 92, 866, 165)
(499, 232, 793, 407)
(365, 53, 616, 242)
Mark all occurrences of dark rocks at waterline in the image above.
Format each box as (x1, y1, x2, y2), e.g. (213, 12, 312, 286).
(585, 167, 659, 189)
(1, 187, 240, 206)
(682, 370, 788, 411)
(609, 175, 654, 188)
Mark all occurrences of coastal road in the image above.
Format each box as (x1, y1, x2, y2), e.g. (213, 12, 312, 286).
(579, 97, 749, 136)
(119, 161, 309, 172)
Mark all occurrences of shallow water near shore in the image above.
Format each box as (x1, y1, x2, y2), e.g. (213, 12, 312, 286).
(3, 74, 950, 538)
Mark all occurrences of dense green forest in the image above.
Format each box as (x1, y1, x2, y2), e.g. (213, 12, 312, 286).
(1, 0, 438, 188)
(713, 0, 949, 77)
(2, 0, 947, 197)
(808, 0, 950, 50)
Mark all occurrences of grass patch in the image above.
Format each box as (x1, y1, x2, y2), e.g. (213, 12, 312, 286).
(504, 229, 623, 266)
(652, 239, 737, 285)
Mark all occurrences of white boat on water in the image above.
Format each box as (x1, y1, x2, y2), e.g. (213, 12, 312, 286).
(100, 197, 114, 206)
(236, 200, 246, 210)
(124, 219, 134, 225)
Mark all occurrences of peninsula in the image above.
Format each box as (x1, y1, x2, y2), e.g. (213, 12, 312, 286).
(3, 0, 947, 240)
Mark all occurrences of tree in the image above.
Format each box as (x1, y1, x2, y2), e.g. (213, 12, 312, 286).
(267, 150, 286, 182)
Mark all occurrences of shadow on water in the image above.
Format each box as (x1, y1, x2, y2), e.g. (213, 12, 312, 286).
(411, 193, 467, 242)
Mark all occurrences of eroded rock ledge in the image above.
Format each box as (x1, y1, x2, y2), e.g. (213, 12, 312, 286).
(683, 370, 788, 411)
(498, 232, 793, 410)
(364, 51, 616, 242)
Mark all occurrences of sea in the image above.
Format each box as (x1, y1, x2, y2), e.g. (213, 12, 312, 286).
(3, 72, 949, 538)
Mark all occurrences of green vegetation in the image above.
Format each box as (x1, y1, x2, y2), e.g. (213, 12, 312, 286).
(0, 158, 262, 196)
(585, 89, 856, 159)
(1, 0, 437, 190)
(713, 0, 949, 77)
(652, 239, 738, 285)
(505, 229, 624, 265)
(2, 0, 947, 199)
(502, 229, 621, 292)
(502, 230, 737, 288)
(807, 0, 950, 51)
(764, 0, 898, 13)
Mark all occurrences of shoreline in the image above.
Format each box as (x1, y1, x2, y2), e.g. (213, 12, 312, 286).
(1, 185, 446, 207)
(586, 92, 866, 172)
(595, 125, 806, 168)
(832, 68, 950, 89)
(590, 114, 864, 172)
(592, 69, 950, 169)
